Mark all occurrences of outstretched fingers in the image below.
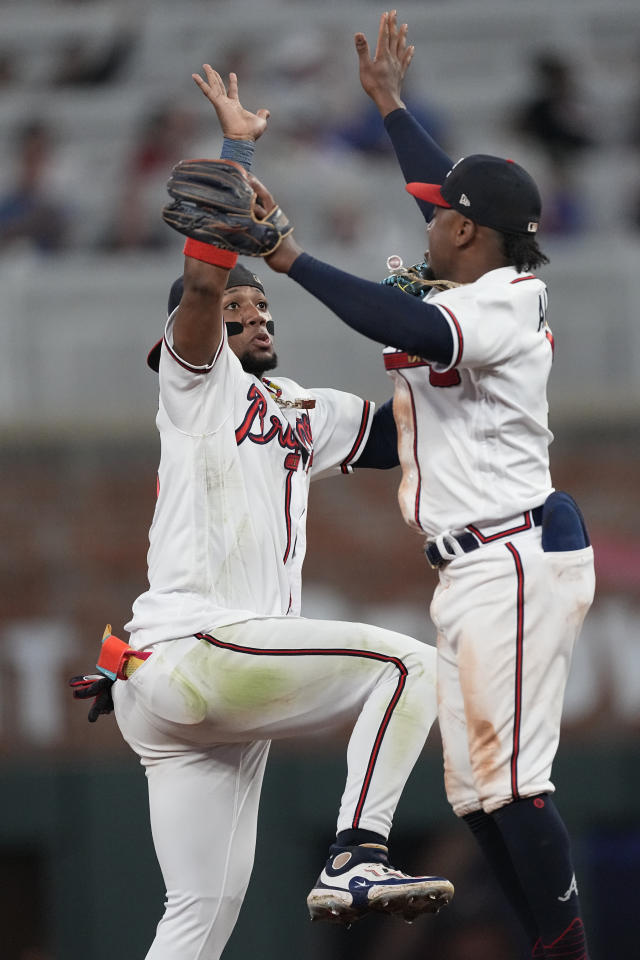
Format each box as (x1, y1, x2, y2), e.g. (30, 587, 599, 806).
(227, 70, 239, 100)
(354, 31, 371, 64)
(191, 66, 269, 140)
(387, 12, 413, 70)
(373, 9, 390, 61)
(192, 63, 226, 103)
(398, 25, 415, 75)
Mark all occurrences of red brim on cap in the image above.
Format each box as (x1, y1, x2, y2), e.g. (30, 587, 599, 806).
(406, 182, 451, 207)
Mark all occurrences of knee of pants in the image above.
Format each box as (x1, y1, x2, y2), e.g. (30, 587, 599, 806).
(404, 640, 437, 683)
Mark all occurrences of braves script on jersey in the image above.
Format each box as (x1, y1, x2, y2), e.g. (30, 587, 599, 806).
(384, 266, 554, 537)
(126, 314, 373, 648)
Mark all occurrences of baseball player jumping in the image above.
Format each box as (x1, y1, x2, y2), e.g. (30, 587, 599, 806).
(242, 11, 595, 960)
(71, 65, 453, 960)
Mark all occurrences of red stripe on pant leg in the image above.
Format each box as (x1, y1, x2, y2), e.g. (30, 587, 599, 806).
(505, 542, 525, 800)
(196, 633, 409, 828)
(352, 666, 407, 827)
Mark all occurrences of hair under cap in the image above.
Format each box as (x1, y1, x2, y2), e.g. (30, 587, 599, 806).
(167, 264, 264, 316)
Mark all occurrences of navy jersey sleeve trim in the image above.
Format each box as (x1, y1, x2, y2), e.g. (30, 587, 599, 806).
(288, 253, 454, 366)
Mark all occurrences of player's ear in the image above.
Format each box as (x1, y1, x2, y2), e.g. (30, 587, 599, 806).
(454, 217, 477, 248)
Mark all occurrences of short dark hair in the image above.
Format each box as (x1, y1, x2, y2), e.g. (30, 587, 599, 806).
(499, 231, 550, 272)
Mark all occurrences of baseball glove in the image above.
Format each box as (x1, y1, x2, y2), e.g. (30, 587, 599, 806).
(382, 260, 435, 297)
(382, 260, 462, 297)
(162, 158, 293, 257)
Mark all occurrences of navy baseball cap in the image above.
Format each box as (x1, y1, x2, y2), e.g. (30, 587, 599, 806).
(407, 154, 541, 235)
(147, 263, 267, 371)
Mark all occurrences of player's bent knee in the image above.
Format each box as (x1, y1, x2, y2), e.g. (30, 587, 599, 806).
(408, 639, 437, 676)
(362, 625, 436, 678)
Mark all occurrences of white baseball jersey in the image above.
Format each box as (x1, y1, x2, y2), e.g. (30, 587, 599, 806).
(126, 313, 374, 648)
(383, 266, 554, 538)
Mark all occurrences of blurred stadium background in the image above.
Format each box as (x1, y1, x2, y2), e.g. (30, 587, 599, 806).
(1, 0, 639, 958)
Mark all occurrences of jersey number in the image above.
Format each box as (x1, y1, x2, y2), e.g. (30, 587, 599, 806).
(429, 367, 461, 388)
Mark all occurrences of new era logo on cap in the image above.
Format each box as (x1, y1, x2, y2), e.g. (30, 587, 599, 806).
(407, 154, 542, 236)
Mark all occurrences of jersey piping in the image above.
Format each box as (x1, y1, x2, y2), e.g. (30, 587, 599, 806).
(468, 512, 534, 544)
(340, 400, 373, 473)
(435, 304, 464, 366)
(161, 328, 225, 374)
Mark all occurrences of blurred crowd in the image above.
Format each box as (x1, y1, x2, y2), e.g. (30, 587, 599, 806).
(0, 1, 639, 257)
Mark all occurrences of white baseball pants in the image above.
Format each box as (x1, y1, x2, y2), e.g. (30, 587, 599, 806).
(430, 529, 595, 817)
(113, 615, 437, 960)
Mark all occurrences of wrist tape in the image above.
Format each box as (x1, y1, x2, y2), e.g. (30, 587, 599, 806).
(183, 238, 238, 268)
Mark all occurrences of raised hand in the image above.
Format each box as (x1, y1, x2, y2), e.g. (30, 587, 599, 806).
(354, 9, 414, 117)
(192, 65, 270, 141)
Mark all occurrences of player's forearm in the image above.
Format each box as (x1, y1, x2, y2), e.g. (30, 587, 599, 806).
(384, 109, 452, 223)
(288, 253, 453, 364)
(172, 255, 228, 367)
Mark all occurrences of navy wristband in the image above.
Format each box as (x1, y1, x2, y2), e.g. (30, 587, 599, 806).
(220, 138, 255, 171)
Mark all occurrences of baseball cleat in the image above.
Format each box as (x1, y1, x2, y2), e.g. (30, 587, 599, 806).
(306, 843, 454, 924)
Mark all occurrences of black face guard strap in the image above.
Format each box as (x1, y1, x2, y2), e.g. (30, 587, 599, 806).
(226, 320, 274, 337)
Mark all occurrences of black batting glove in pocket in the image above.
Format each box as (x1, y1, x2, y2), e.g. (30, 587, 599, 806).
(69, 674, 115, 723)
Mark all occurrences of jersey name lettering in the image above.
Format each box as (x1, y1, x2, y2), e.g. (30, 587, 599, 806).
(537, 291, 554, 355)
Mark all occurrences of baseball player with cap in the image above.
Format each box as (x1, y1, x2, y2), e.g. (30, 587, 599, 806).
(71, 66, 454, 960)
(250, 11, 596, 960)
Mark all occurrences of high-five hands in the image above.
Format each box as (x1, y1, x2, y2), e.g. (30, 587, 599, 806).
(192, 65, 270, 141)
(355, 9, 414, 117)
